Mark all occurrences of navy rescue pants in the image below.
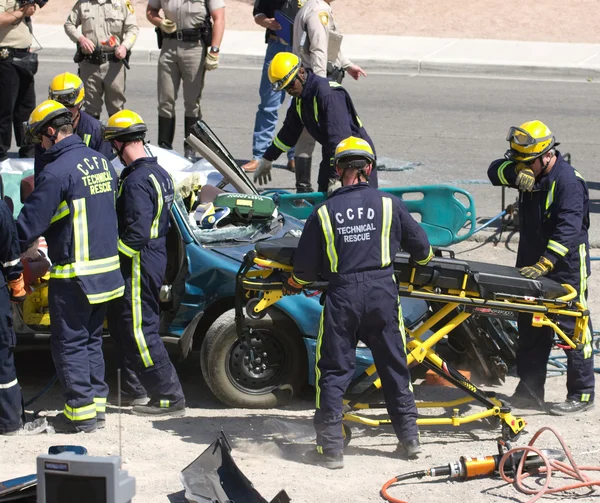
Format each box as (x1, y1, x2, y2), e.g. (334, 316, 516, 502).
(315, 269, 417, 454)
(0, 285, 22, 433)
(49, 280, 108, 427)
(516, 275, 595, 403)
(107, 242, 184, 405)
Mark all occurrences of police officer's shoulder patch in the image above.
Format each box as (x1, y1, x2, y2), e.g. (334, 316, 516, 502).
(318, 11, 329, 26)
(125, 0, 134, 13)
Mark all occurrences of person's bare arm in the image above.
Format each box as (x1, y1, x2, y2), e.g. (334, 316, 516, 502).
(146, 5, 162, 26)
(0, 5, 33, 27)
(210, 6, 225, 48)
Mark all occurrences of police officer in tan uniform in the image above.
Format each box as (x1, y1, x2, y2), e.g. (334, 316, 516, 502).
(146, 0, 225, 160)
(64, 0, 139, 119)
(291, 0, 365, 193)
(0, 0, 37, 161)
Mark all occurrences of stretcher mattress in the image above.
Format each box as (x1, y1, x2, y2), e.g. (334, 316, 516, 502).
(255, 237, 568, 300)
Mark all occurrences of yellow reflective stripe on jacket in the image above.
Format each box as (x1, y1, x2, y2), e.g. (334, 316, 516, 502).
(497, 161, 511, 185)
(313, 97, 319, 124)
(50, 201, 70, 224)
(0, 378, 18, 389)
(356, 115, 363, 127)
(317, 206, 338, 273)
(328, 82, 341, 88)
(295, 98, 302, 122)
(86, 286, 125, 305)
(93, 397, 107, 413)
(50, 255, 121, 279)
(547, 239, 568, 257)
(64, 402, 96, 421)
(118, 239, 138, 258)
(415, 246, 434, 265)
(83, 133, 91, 146)
(292, 274, 313, 285)
(545, 181, 556, 210)
(381, 197, 392, 267)
(274, 135, 292, 152)
(149, 174, 163, 239)
(132, 254, 154, 368)
(574, 169, 585, 181)
(73, 198, 90, 262)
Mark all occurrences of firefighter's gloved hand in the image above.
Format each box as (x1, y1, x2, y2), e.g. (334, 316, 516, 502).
(515, 165, 535, 192)
(205, 51, 219, 71)
(283, 276, 304, 296)
(159, 18, 177, 34)
(253, 159, 272, 186)
(519, 256, 554, 279)
(8, 275, 27, 303)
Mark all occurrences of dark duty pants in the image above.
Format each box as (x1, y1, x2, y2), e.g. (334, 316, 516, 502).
(516, 272, 595, 403)
(315, 269, 417, 454)
(0, 58, 36, 161)
(48, 280, 108, 427)
(0, 285, 22, 433)
(107, 243, 184, 405)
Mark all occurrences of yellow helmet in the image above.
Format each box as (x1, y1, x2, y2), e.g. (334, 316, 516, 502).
(334, 136, 375, 166)
(102, 110, 147, 142)
(23, 100, 73, 144)
(505, 120, 557, 162)
(48, 72, 85, 108)
(268, 52, 300, 91)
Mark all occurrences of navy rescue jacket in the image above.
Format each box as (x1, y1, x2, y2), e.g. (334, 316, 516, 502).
(17, 134, 124, 304)
(293, 183, 432, 284)
(115, 157, 174, 258)
(487, 151, 591, 285)
(0, 200, 23, 290)
(263, 70, 375, 164)
(34, 110, 113, 180)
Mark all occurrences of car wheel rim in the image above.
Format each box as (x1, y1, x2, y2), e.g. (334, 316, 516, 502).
(226, 328, 289, 394)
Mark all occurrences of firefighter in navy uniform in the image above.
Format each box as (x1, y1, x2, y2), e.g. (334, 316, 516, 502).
(17, 100, 124, 433)
(488, 120, 594, 416)
(253, 52, 377, 193)
(103, 110, 186, 417)
(0, 199, 26, 435)
(34, 72, 113, 181)
(283, 137, 433, 469)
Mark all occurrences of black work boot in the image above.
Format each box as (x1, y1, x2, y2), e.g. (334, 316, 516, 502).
(158, 115, 176, 150)
(48, 414, 97, 434)
(294, 156, 313, 193)
(549, 399, 594, 416)
(132, 398, 186, 417)
(184, 116, 199, 161)
(396, 438, 422, 459)
(301, 449, 344, 469)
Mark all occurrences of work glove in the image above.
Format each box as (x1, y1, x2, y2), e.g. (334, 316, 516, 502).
(8, 274, 27, 303)
(205, 51, 219, 71)
(515, 164, 535, 192)
(159, 18, 177, 34)
(519, 256, 554, 279)
(253, 158, 273, 186)
(282, 276, 304, 296)
(327, 178, 342, 195)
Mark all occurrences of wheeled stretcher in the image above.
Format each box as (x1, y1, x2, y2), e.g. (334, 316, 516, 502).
(235, 237, 590, 441)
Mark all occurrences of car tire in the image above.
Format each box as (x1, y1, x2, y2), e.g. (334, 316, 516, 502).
(200, 308, 307, 408)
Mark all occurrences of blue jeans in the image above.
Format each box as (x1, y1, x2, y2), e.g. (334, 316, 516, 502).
(252, 40, 295, 161)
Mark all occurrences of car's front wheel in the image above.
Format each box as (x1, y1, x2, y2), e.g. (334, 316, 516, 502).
(200, 309, 307, 408)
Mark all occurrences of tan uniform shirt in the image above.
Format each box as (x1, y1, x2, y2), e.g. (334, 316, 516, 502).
(64, 0, 139, 51)
(0, 0, 32, 49)
(292, 0, 351, 77)
(147, 0, 225, 30)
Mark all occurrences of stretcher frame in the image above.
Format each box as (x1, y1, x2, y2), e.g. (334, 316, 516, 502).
(235, 250, 590, 441)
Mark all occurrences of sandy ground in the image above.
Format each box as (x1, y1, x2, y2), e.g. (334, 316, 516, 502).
(33, 0, 600, 43)
(2, 238, 600, 503)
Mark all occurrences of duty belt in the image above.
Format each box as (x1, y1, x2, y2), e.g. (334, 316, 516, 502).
(81, 51, 122, 65)
(0, 47, 30, 60)
(163, 28, 202, 42)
